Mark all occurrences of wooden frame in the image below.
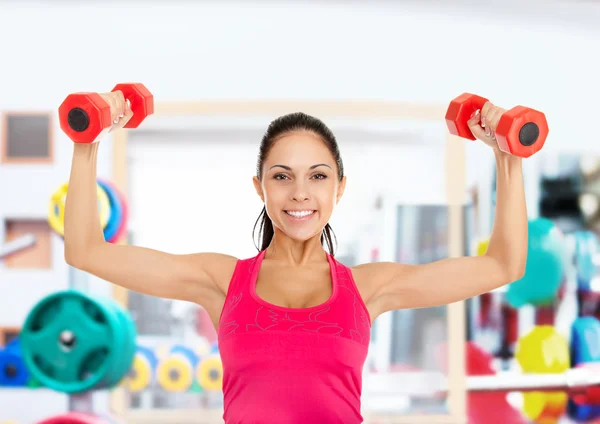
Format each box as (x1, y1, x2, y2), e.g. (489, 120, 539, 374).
(0, 326, 21, 347)
(0, 111, 54, 164)
(110, 101, 467, 424)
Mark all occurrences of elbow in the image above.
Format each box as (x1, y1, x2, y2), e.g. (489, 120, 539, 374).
(508, 265, 526, 282)
(511, 251, 528, 281)
(488, 254, 526, 284)
(64, 241, 95, 270)
(64, 234, 103, 270)
(64, 248, 86, 270)
(504, 258, 527, 283)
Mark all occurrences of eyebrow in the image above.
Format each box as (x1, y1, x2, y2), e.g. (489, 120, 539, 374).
(269, 164, 332, 171)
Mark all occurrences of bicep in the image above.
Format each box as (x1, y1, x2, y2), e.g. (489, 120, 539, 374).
(373, 255, 511, 312)
(75, 243, 236, 307)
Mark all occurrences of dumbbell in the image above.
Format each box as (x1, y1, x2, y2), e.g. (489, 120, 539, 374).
(58, 83, 154, 143)
(445, 93, 548, 158)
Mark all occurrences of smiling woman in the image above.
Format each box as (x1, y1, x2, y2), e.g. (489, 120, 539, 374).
(62, 87, 523, 423)
(252, 112, 346, 255)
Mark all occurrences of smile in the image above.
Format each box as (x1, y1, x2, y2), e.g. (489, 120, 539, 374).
(285, 210, 316, 219)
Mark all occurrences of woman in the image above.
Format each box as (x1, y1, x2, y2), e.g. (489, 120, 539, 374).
(64, 93, 527, 423)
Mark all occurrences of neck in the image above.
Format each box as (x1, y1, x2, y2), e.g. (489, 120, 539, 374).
(265, 228, 327, 266)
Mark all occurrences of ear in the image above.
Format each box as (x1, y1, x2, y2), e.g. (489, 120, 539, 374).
(252, 176, 265, 202)
(336, 176, 346, 204)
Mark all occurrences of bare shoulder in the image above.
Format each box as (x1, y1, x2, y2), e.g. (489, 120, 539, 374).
(350, 262, 391, 305)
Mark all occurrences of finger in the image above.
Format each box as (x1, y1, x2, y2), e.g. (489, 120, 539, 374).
(109, 98, 120, 125)
(469, 123, 489, 141)
(466, 109, 481, 128)
(483, 108, 496, 137)
(119, 106, 134, 127)
(467, 109, 487, 139)
(490, 107, 502, 130)
(481, 101, 494, 120)
(480, 101, 495, 129)
(115, 91, 125, 117)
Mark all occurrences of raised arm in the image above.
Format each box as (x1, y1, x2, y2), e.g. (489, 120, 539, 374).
(63, 91, 237, 314)
(359, 100, 529, 318)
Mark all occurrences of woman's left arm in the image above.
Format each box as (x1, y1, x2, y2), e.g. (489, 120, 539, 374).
(362, 102, 528, 315)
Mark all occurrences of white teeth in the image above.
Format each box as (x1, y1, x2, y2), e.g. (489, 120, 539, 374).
(286, 210, 314, 218)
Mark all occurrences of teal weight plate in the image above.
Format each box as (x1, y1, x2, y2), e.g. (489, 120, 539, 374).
(87, 297, 122, 390)
(114, 302, 137, 388)
(20, 290, 121, 394)
(101, 298, 137, 388)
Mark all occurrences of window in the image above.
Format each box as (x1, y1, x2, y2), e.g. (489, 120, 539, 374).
(1, 112, 53, 163)
(0, 327, 20, 347)
(2, 219, 52, 269)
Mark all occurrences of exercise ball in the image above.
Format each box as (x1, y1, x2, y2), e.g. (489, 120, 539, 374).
(505, 218, 566, 308)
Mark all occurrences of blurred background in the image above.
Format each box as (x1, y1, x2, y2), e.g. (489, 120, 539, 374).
(2, 0, 600, 423)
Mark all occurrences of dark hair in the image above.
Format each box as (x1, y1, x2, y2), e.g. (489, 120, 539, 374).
(252, 112, 344, 256)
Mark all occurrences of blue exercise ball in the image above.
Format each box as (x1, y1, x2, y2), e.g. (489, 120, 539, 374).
(575, 230, 598, 288)
(505, 218, 566, 308)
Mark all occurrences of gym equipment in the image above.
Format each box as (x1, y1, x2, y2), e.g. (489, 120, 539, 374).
(48, 182, 111, 237)
(196, 354, 223, 391)
(463, 342, 526, 424)
(193, 336, 212, 357)
(0, 340, 30, 387)
(445, 93, 548, 158)
(475, 239, 489, 256)
(574, 230, 598, 289)
(571, 317, 600, 366)
(156, 346, 196, 392)
(434, 341, 527, 424)
(19, 290, 136, 394)
(372, 360, 600, 399)
(110, 181, 129, 243)
(105, 297, 137, 388)
(568, 317, 600, 420)
(95, 179, 128, 244)
(58, 83, 154, 143)
(505, 218, 567, 308)
(125, 346, 157, 393)
(111, 83, 154, 129)
(37, 412, 110, 424)
(515, 325, 569, 423)
(0, 234, 36, 259)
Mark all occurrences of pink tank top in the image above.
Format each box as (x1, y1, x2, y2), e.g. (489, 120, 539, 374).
(217, 249, 371, 424)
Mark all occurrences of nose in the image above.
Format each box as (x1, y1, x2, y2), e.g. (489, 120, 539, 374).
(291, 180, 309, 202)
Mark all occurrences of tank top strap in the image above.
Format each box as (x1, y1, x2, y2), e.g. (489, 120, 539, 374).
(327, 254, 371, 322)
(327, 253, 354, 291)
(218, 250, 265, 325)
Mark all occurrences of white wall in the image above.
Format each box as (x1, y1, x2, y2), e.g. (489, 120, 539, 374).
(1, 0, 598, 152)
(0, 0, 598, 421)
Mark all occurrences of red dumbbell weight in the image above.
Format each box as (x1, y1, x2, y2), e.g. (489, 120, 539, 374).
(37, 412, 110, 424)
(445, 93, 549, 158)
(58, 83, 154, 143)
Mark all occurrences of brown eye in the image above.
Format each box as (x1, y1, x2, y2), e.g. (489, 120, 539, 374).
(274, 173, 289, 180)
(312, 173, 327, 180)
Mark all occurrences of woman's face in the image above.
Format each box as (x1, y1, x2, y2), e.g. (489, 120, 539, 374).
(253, 131, 346, 243)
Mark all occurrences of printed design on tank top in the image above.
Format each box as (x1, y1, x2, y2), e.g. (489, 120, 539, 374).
(219, 255, 371, 346)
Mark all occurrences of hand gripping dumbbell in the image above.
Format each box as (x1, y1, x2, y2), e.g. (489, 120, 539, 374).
(445, 93, 549, 158)
(58, 83, 154, 143)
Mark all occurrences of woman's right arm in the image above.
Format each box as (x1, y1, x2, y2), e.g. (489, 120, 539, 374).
(63, 100, 236, 308)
